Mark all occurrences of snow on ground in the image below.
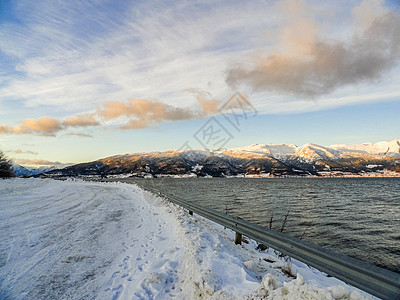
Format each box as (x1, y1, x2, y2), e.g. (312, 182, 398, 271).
(0, 178, 375, 299)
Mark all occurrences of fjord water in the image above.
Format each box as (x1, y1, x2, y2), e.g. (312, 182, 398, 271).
(128, 177, 400, 274)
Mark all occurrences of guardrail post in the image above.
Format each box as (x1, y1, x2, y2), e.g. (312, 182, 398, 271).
(235, 232, 242, 245)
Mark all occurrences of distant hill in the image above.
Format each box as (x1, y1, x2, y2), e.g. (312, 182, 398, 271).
(45, 139, 400, 178)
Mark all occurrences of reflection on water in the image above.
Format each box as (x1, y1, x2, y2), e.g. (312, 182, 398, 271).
(123, 177, 400, 273)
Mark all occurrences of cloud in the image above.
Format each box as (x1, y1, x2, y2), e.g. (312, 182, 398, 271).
(0, 125, 12, 134)
(6, 149, 38, 155)
(98, 99, 199, 123)
(12, 158, 64, 166)
(2, 0, 400, 138)
(8, 117, 62, 136)
(352, 0, 388, 30)
(226, 0, 400, 98)
(98, 93, 222, 130)
(0, 113, 100, 137)
(65, 133, 93, 138)
(0, 91, 223, 136)
(63, 114, 100, 127)
(186, 89, 221, 114)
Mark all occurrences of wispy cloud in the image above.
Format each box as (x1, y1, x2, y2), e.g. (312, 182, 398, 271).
(0, 0, 277, 114)
(1, 0, 400, 139)
(5, 149, 38, 155)
(226, 0, 400, 98)
(11, 158, 69, 166)
(65, 133, 93, 138)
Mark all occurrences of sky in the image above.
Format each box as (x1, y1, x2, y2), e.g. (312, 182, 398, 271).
(1, 0, 400, 166)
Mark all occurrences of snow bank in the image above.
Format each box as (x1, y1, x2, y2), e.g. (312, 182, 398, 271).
(0, 179, 375, 299)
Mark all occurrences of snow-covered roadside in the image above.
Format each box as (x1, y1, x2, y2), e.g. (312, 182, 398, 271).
(0, 179, 374, 299)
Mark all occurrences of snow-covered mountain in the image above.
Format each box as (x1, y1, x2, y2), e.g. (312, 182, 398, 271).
(45, 139, 400, 178)
(330, 139, 400, 158)
(13, 164, 58, 177)
(233, 139, 400, 161)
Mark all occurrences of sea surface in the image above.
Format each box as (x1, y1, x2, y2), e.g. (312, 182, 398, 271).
(122, 177, 400, 274)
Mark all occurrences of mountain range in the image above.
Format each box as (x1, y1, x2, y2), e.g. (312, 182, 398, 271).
(12, 164, 58, 177)
(44, 139, 400, 178)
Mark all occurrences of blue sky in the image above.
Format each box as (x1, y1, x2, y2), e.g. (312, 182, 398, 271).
(1, 0, 400, 166)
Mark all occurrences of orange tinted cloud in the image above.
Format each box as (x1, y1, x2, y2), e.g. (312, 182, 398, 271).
(0, 114, 100, 137)
(8, 117, 62, 136)
(98, 102, 128, 119)
(99, 99, 197, 121)
(187, 89, 221, 114)
(1, 92, 223, 135)
(63, 114, 100, 127)
(99, 94, 221, 130)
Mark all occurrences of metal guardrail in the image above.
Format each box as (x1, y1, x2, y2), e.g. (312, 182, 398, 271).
(142, 186, 400, 300)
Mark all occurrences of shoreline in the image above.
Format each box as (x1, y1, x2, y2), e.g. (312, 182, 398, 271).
(60, 170, 400, 180)
(0, 178, 377, 299)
